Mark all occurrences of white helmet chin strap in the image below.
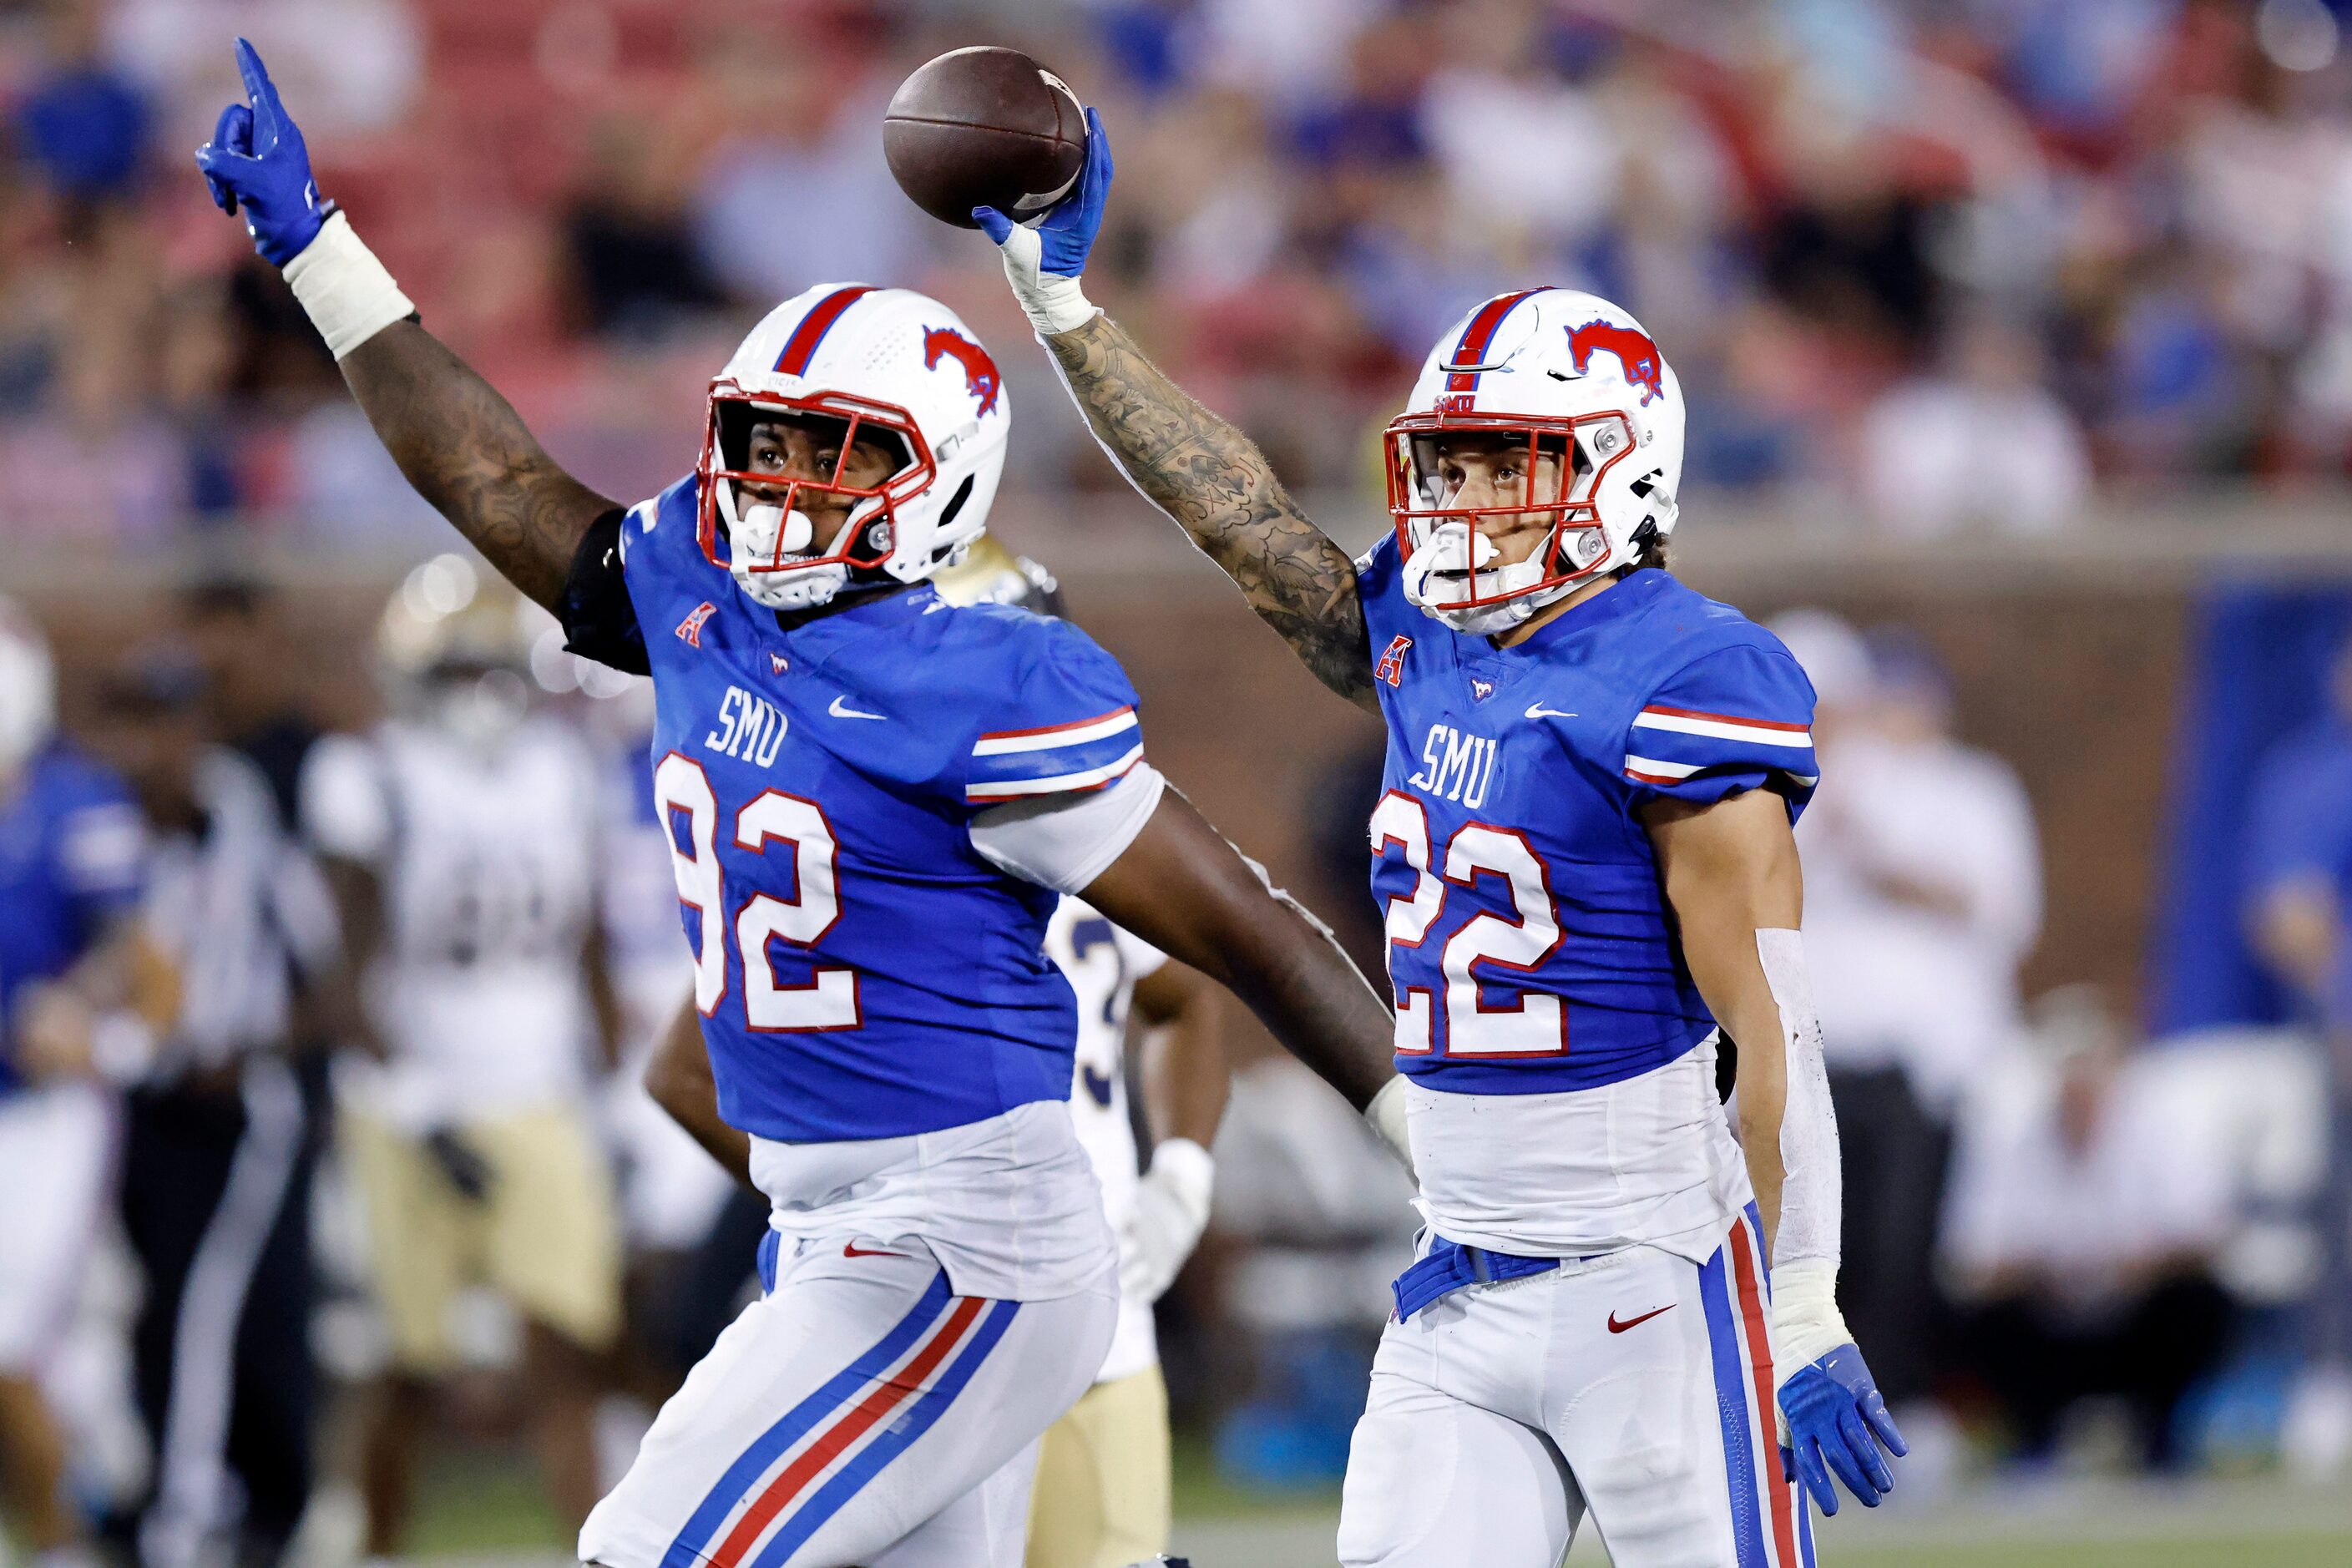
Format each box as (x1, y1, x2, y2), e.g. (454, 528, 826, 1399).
(1402, 520, 1586, 636)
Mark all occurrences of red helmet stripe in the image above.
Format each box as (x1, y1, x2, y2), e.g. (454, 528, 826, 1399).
(774, 286, 879, 376)
(1443, 287, 1552, 395)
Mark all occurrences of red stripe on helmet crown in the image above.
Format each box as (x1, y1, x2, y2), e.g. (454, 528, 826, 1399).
(1443, 287, 1551, 395)
(774, 286, 879, 376)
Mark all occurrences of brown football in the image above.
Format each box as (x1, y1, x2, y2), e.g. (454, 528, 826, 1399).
(883, 47, 1086, 230)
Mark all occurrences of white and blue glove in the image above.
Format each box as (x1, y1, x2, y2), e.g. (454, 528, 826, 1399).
(1772, 1271, 1907, 1516)
(974, 106, 1111, 337)
(195, 38, 331, 266)
(194, 38, 412, 360)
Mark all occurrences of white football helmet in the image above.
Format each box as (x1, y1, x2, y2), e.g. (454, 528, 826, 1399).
(700, 283, 1011, 612)
(0, 594, 56, 783)
(377, 554, 543, 751)
(1388, 287, 1684, 635)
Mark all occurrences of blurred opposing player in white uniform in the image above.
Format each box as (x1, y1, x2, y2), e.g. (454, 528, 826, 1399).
(202, 41, 1398, 1568)
(935, 544, 1231, 1568)
(300, 561, 626, 1551)
(0, 599, 154, 1568)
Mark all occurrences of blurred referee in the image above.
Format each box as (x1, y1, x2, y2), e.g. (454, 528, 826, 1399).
(92, 649, 348, 1568)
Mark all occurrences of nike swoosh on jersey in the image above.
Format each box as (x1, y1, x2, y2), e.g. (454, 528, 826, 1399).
(828, 696, 887, 721)
(842, 1241, 906, 1258)
(1525, 704, 1577, 720)
(1606, 1304, 1674, 1333)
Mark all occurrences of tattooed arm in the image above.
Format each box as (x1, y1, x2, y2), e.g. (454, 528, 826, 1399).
(338, 322, 617, 609)
(1048, 313, 1375, 711)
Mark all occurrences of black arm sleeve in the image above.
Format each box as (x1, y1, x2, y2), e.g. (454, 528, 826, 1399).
(559, 508, 648, 675)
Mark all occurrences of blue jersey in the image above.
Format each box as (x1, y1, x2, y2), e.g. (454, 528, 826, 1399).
(0, 746, 144, 1095)
(1358, 539, 1817, 1095)
(614, 478, 1147, 1142)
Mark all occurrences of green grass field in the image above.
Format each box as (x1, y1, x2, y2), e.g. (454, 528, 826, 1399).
(399, 1439, 2352, 1568)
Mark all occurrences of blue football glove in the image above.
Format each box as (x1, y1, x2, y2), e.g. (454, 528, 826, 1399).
(1778, 1343, 1906, 1515)
(194, 38, 331, 266)
(974, 106, 1112, 335)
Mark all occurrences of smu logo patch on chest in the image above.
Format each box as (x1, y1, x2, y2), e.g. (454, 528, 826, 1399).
(1406, 722, 1500, 808)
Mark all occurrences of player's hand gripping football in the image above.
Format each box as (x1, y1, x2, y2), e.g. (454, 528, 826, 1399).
(195, 38, 333, 266)
(1778, 1340, 1906, 1515)
(973, 106, 1110, 336)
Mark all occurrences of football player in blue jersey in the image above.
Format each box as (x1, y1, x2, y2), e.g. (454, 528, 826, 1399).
(196, 41, 1401, 1568)
(977, 112, 1908, 1566)
(0, 600, 155, 1568)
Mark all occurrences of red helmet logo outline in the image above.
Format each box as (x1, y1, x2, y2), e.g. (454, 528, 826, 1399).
(1565, 321, 1664, 406)
(923, 326, 1001, 417)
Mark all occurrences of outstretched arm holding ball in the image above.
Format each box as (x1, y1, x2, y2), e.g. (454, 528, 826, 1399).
(971, 114, 1378, 714)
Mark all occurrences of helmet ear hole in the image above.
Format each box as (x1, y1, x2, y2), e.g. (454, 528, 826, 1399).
(937, 473, 977, 530)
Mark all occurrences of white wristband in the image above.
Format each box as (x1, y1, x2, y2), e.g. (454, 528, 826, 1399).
(994, 223, 1100, 337)
(282, 210, 417, 359)
(1363, 1075, 1414, 1176)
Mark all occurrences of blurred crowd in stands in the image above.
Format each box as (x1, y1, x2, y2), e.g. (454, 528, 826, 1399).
(0, 0, 2350, 545)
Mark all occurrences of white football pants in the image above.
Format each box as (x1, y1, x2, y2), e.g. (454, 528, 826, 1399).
(581, 1234, 1115, 1568)
(0, 1080, 112, 1369)
(1338, 1209, 1817, 1568)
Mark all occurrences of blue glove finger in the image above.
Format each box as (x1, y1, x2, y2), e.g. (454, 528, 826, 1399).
(971, 205, 1014, 245)
(1791, 1435, 1837, 1516)
(1837, 1404, 1894, 1498)
(1080, 106, 1114, 203)
(194, 144, 259, 210)
(1818, 1409, 1886, 1506)
(213, 101, 254, 158)
(235, 38, 280, 130)
(1861, 1390, 1909, 1458)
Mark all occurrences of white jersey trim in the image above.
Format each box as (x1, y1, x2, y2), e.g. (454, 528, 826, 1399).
(969, 765, 1164, 895)
(1631, 707, 1813, 749)
(972, 708, 1138, 756)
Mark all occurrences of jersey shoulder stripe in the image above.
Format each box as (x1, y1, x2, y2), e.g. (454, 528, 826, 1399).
(1632, 706, 1814, 748)
(973, 706, 1138, 755)
(968, 706, 1143, 803)
(965, 744, 1143, 803)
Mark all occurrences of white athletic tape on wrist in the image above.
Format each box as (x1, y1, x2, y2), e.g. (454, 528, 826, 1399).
(282, 210, 416, 359)
(995, 223, 1100, 337)
(1766, 1256, 1853, 1390)
(1757, 927, 1841, 1272)
(1364, 1075, 1414, 1175)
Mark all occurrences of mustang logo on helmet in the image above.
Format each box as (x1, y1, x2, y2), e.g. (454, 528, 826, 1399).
(1565, 321, 1664, 406)
(923, 326, 1002, 416)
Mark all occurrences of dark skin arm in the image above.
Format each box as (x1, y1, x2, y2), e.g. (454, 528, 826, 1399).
(337, 321, 617, 609)
(579, 908, 625, 1075)
(1080, 787, 1393, 1112)
(645, 996, 754, 1190)
(1045, 315, 1375, 711)
(1643, 787, 1804, 1252)
(1131, 959, 1228, 1150)
(317, 857, 392, 1060)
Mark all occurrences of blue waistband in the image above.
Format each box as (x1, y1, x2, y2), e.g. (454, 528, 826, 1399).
(1391, 1237, 1560, 1320)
